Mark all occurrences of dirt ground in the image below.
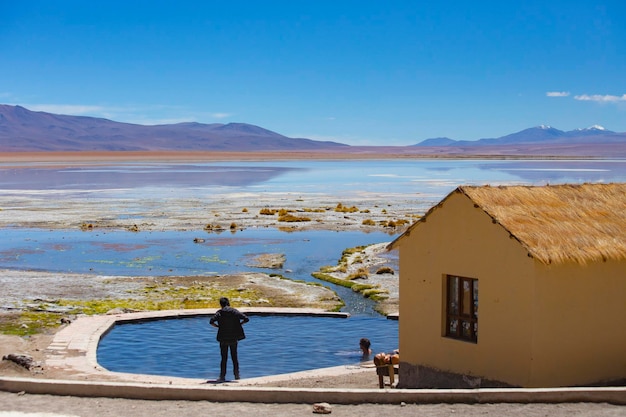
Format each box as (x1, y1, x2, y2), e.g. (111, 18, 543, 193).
(0, 391, 624, 417)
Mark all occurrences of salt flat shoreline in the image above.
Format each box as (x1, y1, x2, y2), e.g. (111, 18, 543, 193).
(0, 150, 458, 163)
(0, 150, 599, 164)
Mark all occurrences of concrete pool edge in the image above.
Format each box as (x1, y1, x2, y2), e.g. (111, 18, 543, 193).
(44, 307, 352, 383)
(1, 376, 625, 405)
(4, 308, 623, 405)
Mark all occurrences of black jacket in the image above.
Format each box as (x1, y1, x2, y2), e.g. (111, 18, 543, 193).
(210, 306, 249, 342)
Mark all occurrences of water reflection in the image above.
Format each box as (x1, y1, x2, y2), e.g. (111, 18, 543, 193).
(2, 160, 624, 196)
(0, 164, 303, 190)
(479, 160, 622, 182)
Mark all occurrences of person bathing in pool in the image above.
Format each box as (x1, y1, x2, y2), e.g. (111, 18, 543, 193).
(359, 337, 372, 360)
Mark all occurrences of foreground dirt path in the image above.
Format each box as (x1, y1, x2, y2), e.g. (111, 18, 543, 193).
(0, 391, 624, 417)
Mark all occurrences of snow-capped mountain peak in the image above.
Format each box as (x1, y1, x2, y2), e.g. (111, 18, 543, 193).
(576, 125, 606, 131)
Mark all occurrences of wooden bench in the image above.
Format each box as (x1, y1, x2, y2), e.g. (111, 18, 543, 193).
(375, 364, 399, 388)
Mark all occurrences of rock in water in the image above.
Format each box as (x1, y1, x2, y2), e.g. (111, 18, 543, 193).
(246, 253, 286, 269)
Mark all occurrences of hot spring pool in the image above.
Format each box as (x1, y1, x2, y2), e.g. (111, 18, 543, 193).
(97, 314, 398, 380)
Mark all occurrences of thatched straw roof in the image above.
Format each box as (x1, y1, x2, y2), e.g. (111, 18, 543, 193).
(392, 183, 626, 265)
(459, 183, 626, 265)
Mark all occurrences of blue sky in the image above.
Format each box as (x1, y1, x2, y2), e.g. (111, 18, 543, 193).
(1, 1, 625, 145)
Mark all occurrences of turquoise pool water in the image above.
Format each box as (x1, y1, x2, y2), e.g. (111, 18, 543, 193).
(97, 314, 399, 380)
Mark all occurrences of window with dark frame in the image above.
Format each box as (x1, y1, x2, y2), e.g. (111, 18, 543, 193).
(445, 275, 478, 343)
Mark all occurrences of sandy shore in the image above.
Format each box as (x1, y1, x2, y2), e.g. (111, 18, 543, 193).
(0, 150, 563, 163)
(0, 150, 406, 163)
(0, 150, 443, 166)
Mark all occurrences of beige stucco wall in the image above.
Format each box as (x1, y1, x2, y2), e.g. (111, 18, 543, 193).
(398, 191, 537, 387)
(398, 191, 626, 388)
(530, 260, 626, 386)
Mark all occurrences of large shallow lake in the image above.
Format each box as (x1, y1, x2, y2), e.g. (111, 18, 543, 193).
(2, 159, 625, 197)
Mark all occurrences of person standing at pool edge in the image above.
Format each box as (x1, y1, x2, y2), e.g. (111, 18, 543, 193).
(210, 297, 249, 381)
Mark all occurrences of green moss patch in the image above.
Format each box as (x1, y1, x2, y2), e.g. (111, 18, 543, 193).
(310, 243, 395, 315)
(1, 272, 344, 336)
(0, 311, 63, 336)
(278, 213, 311, 222)
(311, 272, 355, 289)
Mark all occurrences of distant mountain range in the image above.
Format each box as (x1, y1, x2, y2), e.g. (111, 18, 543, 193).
(414, 124, 625, 147)
(0, 104, 624, 156)
(0, 105, 347, 152)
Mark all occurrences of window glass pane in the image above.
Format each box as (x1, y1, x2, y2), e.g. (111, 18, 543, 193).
(473, 280, 479, 319)
(449, 319, 458, 335)
(448, 277, 458, 315)
(462, 320, 471, 338)
(445, 275, 478, 343)
(462, 279, 471, 316)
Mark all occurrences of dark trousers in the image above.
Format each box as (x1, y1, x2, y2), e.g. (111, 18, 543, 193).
(219, 341, 239, 379)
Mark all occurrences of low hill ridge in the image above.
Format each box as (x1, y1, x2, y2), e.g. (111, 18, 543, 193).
(1, 105, 624, 156)
(0, 105, 346, 151)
